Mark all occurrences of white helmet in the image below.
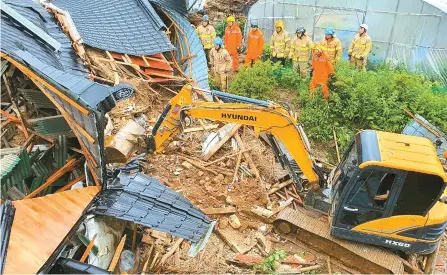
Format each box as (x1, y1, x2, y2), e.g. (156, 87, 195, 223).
(360, 24, 369, 31)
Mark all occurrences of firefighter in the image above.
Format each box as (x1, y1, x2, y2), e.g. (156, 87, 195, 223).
(309, 44, 335, 101)
(320, 27, 342, 64)
(270, 20, 290, 66)
(210, 37, 232, 92)
(224, 16, 242, 72)
(348, 24, 372, 71)
(196, 15, 216, 66)
(245, 20, 264, 67)
(289, 26, 313, 78)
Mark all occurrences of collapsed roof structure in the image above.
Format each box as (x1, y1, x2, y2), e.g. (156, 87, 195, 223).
(0, 0, 213, 273)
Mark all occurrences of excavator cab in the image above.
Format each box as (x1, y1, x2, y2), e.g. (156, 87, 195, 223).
(329, 130, 447, 254)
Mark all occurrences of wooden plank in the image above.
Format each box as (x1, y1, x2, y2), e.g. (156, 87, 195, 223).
(202, 207, 237, 215)
(178, 156, 218, 176)
(108, 234, 127, 272)
(26, 128, 55, 143)
(5, 187, 100, 274)
(234, 133, 262, 181)
(183, 124, 219, 133)
(57, 175, 86, 193)
(2, 74, 29, 138)
(157, 238, 183, 268)
(268, 179, 293, 195)
(25, 157, 84, 199)
(202, 124, 242, 161)
(80, 234, 97, 262)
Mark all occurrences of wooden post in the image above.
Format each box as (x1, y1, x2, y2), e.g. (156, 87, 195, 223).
(80, 234, 97, 262)
(57, 175, 86, 193)
(25, 157, 84, 198)
(333, 128, 341, 163)
(108, 234, 127, 272)
(2, 74, 29, 138)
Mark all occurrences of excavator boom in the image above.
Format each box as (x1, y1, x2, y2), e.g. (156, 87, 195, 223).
(149, 84, 319, 185)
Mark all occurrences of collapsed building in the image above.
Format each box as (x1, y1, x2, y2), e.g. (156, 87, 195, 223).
(0, 0, 214, 273)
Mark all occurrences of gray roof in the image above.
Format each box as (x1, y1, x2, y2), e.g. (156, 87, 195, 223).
(52, 0, 175, 55)
(158, 6, 210, 89)
(1, 0, 87, 76)
(93, 172, 212, 243)
(149, 0, 188, 15)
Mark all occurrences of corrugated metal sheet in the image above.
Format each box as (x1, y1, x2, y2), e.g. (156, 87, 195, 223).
(4, 186, 101, 274)
(159, 6, 210, 89)
(30, 116, 73, 138)
(402, 113, 447, 163)
(94, 173, 212, 243)
(0, 149, 32, 199)
(52, 0, 174, 55)
(19, 88, 56, 109)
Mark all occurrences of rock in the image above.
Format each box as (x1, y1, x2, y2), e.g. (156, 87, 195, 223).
(226, 196, 234, 205)
(217, 194, 227, 202)
(182, 161, 193, 169)
(229, 214, 241, 229)
(213, 174, 225, 184)
(256, 233, 272, 254)
(199, 180, 206, 185)
(205, 177, 210, 181)
(198, 171, 204, 177)
(219, 217, 229, 229)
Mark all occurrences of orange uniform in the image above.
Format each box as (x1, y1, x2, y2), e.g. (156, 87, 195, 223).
(309, 49, 334, 100)
(224, 24, 242, 71)
(245, 29, 264, 66)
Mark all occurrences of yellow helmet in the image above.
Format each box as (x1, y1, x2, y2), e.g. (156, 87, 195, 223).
(226, 16, 235, 23)
(274, 20, 284, 29)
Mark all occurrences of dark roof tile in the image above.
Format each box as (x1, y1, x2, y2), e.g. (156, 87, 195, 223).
(52, 0, 174, 55)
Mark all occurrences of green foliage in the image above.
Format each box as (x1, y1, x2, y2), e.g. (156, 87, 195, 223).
(298, 61, 447, 150)
(215, 21, 226, 38)
(274, 67, 302, 90)
(261, 45, 271, 61)
(229, 61, 279, 99)
(253, 249, 287, 274)
(208, 74, 220, 90)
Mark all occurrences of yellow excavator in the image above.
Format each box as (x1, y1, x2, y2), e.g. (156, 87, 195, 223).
(148, 84, 447, 274)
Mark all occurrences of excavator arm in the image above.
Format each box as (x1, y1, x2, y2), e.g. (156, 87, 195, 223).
(148, 85, 319, 185)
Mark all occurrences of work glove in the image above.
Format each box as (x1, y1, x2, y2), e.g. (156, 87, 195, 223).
(360, 56, 364, 60)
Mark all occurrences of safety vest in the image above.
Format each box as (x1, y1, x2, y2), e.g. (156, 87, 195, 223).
(209, 47, 232, 74)
(196, 24, 216, 49)
(289, 35, 313, 62)
(246, 29, 264, 57)
(320, 36, 342, 61)
(270, 30, 291, 58)
(349, 33, 372, 59)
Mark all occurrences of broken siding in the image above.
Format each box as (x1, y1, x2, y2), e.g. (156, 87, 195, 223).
(159, 6, 210, 89)
(52, 0, 175, 56)
(93, 173, 212, 243)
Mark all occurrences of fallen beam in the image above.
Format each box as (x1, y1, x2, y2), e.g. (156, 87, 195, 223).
(202, 207, 237, 215)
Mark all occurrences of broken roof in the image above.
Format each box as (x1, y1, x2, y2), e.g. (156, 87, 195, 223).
(93, 172, 212, 243)
(1, 0, 87, 76)
(52, 0, 175, 55)
(150, 0, 188, 15)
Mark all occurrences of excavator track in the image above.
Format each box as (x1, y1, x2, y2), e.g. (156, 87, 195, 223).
(274, 208, 405, 274)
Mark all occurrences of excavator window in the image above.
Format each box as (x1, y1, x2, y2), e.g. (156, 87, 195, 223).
(392, 172, 445, 216)
(339, 169, 398, 227)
